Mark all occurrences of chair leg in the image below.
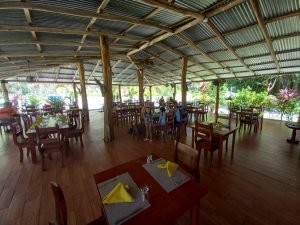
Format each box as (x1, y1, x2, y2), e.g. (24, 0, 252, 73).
(225, 139, 229, 152)
(19, 147, 24, 162)
(210, 151, 213, 167)
(42, 155, 46, 171)
(79, 135, 84, 146)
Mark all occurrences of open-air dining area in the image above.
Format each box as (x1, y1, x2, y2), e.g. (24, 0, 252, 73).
(0, 0, 300, 225)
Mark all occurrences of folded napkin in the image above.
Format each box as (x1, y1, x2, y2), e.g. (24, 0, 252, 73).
(102, 182, 134, 204)
(157, 161, 179, 177)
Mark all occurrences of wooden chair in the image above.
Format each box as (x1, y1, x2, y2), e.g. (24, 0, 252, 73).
(11, 122, 30, 162)
(250, 105, 264, 130)
(195, 123, 219, 167)
(239, 108, 258, 133)
(174, 135, 200, 181)
(67, 110, 85, 146)
(36, 124, 65, 171)
(166, 112, 175, 139)
(49, 182, 107, 225)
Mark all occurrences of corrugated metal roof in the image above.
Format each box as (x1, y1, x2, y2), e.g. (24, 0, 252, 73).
(236, 71, 253, 77)
(127, 25, 160, 38)
(146, 45, 165, 55)
(250, 63, 276, 71)
(31, 11, 90, 30)
(93, 19, 132, 34)
(259, 0, 300, 20)
(218, 74, 235, 79)
(189, 55, 213, 63)
(236, 43, 270, 57)
(210, 1, 256, 33)
(42, 45, 77, 52)
(182, 23, 214, 42)
(280, 67, 300, 73)
(209, 50, 236, 61)
(203, 62, 221, 69)
(279, 59, 300, 67)
(230, 67, 248, 72)
(0, 44, 37, 52)
(162, 35, 187, 48)
(225, 26, 264, 47)
(198, 37, 226, 52)
(0, 31, 32, 41)
(178, 46, 200, 55)
(0, 9, 27, 26)
(221, 60, 243, 67)
(104, 0, 155, 19)
(244, 55, 273, 65)
(176, 0, 219, 11)
(255, 69, 278, 75)
(31, 0, 100, 12)
(149, 9, 188, 26)
(267, 16, 300, 38)
(188, 65, 204, 72)
(36, 33, 82, 42)
(277, 50, 300, 61)
(160, 51, 180, 62)
(273, 36, 300, 52)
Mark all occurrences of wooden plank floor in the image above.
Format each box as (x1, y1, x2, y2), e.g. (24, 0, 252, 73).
(0, 111, 299, 225)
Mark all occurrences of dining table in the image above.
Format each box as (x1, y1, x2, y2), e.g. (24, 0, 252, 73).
(26, 116, 69, 163)
(94, 155, 207, 225)
(191, 123, 238, 167)
(285, 121, 300, 144)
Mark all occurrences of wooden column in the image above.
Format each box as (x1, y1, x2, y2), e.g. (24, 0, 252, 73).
(72, 82, 78, 106)
(100, 35, 114, 143)
(1, 80, 9, 102)
(77, 61, 89, 121)
(149, 86, 152, 102)
(215, 82, 220, 123)
(118, 84, 122, 103)
(181, 57, 187, 107)
(173, 84, 176, 100)
(137, 69, 144, 106)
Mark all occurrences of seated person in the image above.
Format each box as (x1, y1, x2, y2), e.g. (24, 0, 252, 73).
(0, 102, 18, 131)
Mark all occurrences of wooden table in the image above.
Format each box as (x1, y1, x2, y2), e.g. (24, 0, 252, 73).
(233, 110, 263, 130)
(26, 121, 69, 164)
(191, 124, 238, 167)
(94, 155, 207, 225)
(286, 122, 300, 144)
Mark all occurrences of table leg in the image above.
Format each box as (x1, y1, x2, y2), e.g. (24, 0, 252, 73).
(191, 202, 199, 225)
(29, 135, 37, 163)
(287, 129, 299, 144)
(64, 129, 70, 156)
(231, 131, 236, 159)
(218, 138, 223, 167)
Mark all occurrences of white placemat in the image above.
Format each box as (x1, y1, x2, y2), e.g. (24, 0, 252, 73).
(97, 172, 150, 225)
(143, 158, 190, 193)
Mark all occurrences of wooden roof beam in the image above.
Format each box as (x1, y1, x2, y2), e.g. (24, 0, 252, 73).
(55, 66, 60, 81)
(250, 0, 280, 72)
(0, 25, 146, 41)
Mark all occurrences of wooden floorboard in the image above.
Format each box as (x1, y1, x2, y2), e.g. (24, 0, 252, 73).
(0, 111, 299, 225)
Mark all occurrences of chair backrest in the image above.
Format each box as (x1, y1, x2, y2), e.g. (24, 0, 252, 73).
(240, 108, 254, 120)
(250, 105, 263, 114)
(11, 122, 24, 146)
(166, 112, 174, 126)
(50, 182, 67, 225)
(35, 125, 61, 151)
(174, 137, 200, 181)
(194, 122, 213, 149)
(67, 109, 82, 129)
(217, 111, 232, 128)
(21, 114, 32, 131)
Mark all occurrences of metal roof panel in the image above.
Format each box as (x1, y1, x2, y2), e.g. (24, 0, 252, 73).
(259, 0, 300, 20)
(225, 26, 264, 47)
(236, 43, 270, 57)
(267, 16, 300, 38)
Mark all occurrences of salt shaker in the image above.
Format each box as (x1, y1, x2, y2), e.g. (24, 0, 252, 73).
(140, 185, 150, 202)
(146, 155, 152, 164)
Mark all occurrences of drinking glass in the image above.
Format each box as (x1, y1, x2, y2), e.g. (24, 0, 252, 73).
(140, 185, 150, 202)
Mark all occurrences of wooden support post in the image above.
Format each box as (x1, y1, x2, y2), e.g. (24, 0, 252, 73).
(181, 57, 187, 107)
(100, 35, 114, 143)
(137, 69, 144, 106)
(77, 61, 90, 121)
(118, 84, 122, 103)
(173, 84, 176, 100)
(149, 86, 152, 102)
(73, 82, 78, 106)
(215, 82, 220, 123)
(1, 80, 9, 102)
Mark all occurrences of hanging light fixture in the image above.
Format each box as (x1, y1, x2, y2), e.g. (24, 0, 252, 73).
(26, 60, 35, 82)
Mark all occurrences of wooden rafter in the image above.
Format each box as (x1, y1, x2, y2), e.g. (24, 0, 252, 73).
(177, 33, 229, 78)
(113, 62, 134, 81)
(0, 25, 145, 41)
(23, 3, 42, 53)
(55, 66, 60, 81)
(0, 51, 126, 57)
(250, 0, 280, 72)
(205, 20, 253, 75)
(87, 60, 101, 82)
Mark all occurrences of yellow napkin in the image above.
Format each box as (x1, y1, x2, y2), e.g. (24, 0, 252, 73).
(157, 161, 179, 177)
(102, 182, 134, 204)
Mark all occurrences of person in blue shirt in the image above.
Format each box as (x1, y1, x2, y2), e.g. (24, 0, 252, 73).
(141, 104, 153, 143)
